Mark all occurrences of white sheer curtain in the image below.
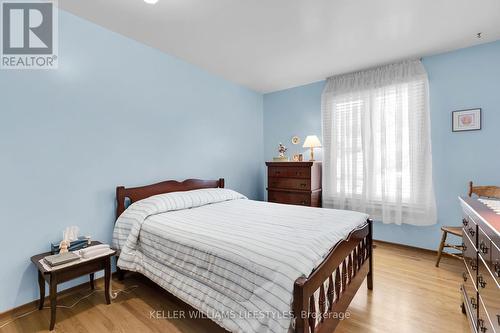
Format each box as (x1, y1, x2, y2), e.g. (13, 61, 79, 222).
(321, 60, 436, 225)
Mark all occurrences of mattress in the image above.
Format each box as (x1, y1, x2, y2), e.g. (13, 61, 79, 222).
(113, 188, 368, 333)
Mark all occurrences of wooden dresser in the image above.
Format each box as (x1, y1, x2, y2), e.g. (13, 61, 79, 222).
(266, 161, 322, 207)
(459, 196, 500, 333)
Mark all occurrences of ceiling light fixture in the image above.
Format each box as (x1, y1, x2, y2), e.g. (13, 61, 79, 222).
(144, 0, 158, 4)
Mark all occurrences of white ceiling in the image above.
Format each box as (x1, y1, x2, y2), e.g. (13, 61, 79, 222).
(59, 0, 500, 93)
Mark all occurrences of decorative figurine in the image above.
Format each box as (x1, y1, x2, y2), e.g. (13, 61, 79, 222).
(59, 240, 70, 254)
(278, 143, 287, 157)
(273, 143, 289, 161)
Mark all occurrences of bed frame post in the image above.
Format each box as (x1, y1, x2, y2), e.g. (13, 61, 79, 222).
(293, 277, 308, 333)
(116, 186, 126, 219)
(367, 218, 373, 290)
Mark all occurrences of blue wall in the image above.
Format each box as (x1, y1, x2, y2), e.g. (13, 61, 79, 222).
(264, 40, 500, 250)
(0, 11, 263, 312)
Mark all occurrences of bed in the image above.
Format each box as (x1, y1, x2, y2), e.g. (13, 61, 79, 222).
(113, 178, 373, 333)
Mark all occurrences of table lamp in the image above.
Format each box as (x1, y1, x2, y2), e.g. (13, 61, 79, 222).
(303, 135, 322, 161)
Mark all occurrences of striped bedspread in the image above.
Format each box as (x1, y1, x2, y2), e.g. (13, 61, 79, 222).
(113, 188, 368, 333)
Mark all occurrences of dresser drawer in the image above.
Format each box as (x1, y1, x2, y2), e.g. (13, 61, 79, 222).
(286, 167, 310, 178)
(464, 223, 478, 247)
(492, 243, 500, 285)
(478, 256, 500, 333)
(268, 166, 288, 178)
(462, 277, 478, 330)
(268, 191, 311, 206)
(462, 213, 476, 229)
(479, 296, 498, 333)
(462, 228, 477, 263)
(479, 226, 493, 264)
(268, 177, 310, 190)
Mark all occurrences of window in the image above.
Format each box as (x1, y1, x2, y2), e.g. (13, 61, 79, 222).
(322, 60, 436, 225)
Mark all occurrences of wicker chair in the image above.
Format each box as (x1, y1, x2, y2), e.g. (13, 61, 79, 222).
(435, 181, 500, 267)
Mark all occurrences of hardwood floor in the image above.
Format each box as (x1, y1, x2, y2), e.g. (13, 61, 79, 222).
(0, 242, 469, 333)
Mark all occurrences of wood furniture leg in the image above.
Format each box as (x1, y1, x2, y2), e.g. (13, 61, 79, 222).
(116, 265, 124, 281)
(104, 257, 111, 305)
(435, 229, 447, 267)
(89, 273, 95, 290)
(367, 219, 374, 290)
(49, 276, 57, 331)
(37, 271, 45, 310)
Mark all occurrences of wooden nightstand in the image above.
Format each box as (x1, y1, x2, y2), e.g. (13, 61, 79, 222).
(30, 241, 115, 330)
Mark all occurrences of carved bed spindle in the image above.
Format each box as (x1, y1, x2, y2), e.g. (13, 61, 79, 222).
(357, 244, 363, 267)
(347, 254, 353, 284)
(327, 275, 334, 310)
(335, 268, 341, 302)
(308, 295, 316, 332)
(341, 260, 347, 293)
(353, 248, 358, 273)
(319, 284, 326, 323)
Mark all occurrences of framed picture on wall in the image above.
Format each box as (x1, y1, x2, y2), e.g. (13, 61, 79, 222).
(452, 108, 481, 132)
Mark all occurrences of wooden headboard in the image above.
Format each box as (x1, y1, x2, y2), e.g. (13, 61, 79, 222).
(116, 178, 225, 219)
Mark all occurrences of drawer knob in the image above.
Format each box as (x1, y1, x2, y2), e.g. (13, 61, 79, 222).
(462, 272, 468, 282)
(301, 201, 306, 205)
(478, 275, 487, 288)
(463, 218, 468, 226)
(300, 183, 306, 187)
(478, 319, 487, 332)
(479, 241, 489, 254)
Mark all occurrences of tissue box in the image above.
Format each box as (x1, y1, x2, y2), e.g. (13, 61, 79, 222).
(51, 237, 89, 254)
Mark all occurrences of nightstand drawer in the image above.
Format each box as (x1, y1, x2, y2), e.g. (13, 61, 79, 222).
(268, 177, 310, 190)
(56, 259, 106, 283)
(268, 191, 311, 206)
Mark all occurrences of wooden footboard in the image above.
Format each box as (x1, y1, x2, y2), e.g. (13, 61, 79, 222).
(293, 219, 373, 333)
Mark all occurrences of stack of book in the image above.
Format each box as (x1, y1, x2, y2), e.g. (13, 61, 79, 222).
(51, 237, 89, 254)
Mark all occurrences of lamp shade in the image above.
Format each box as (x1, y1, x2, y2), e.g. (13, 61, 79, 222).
(302, 135, 322, 148)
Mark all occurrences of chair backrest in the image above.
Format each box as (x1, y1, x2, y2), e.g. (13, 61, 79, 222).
(468, 181, 500, 199)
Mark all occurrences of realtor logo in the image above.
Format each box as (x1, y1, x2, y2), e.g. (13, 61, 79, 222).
(1, 0, 58, 69)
